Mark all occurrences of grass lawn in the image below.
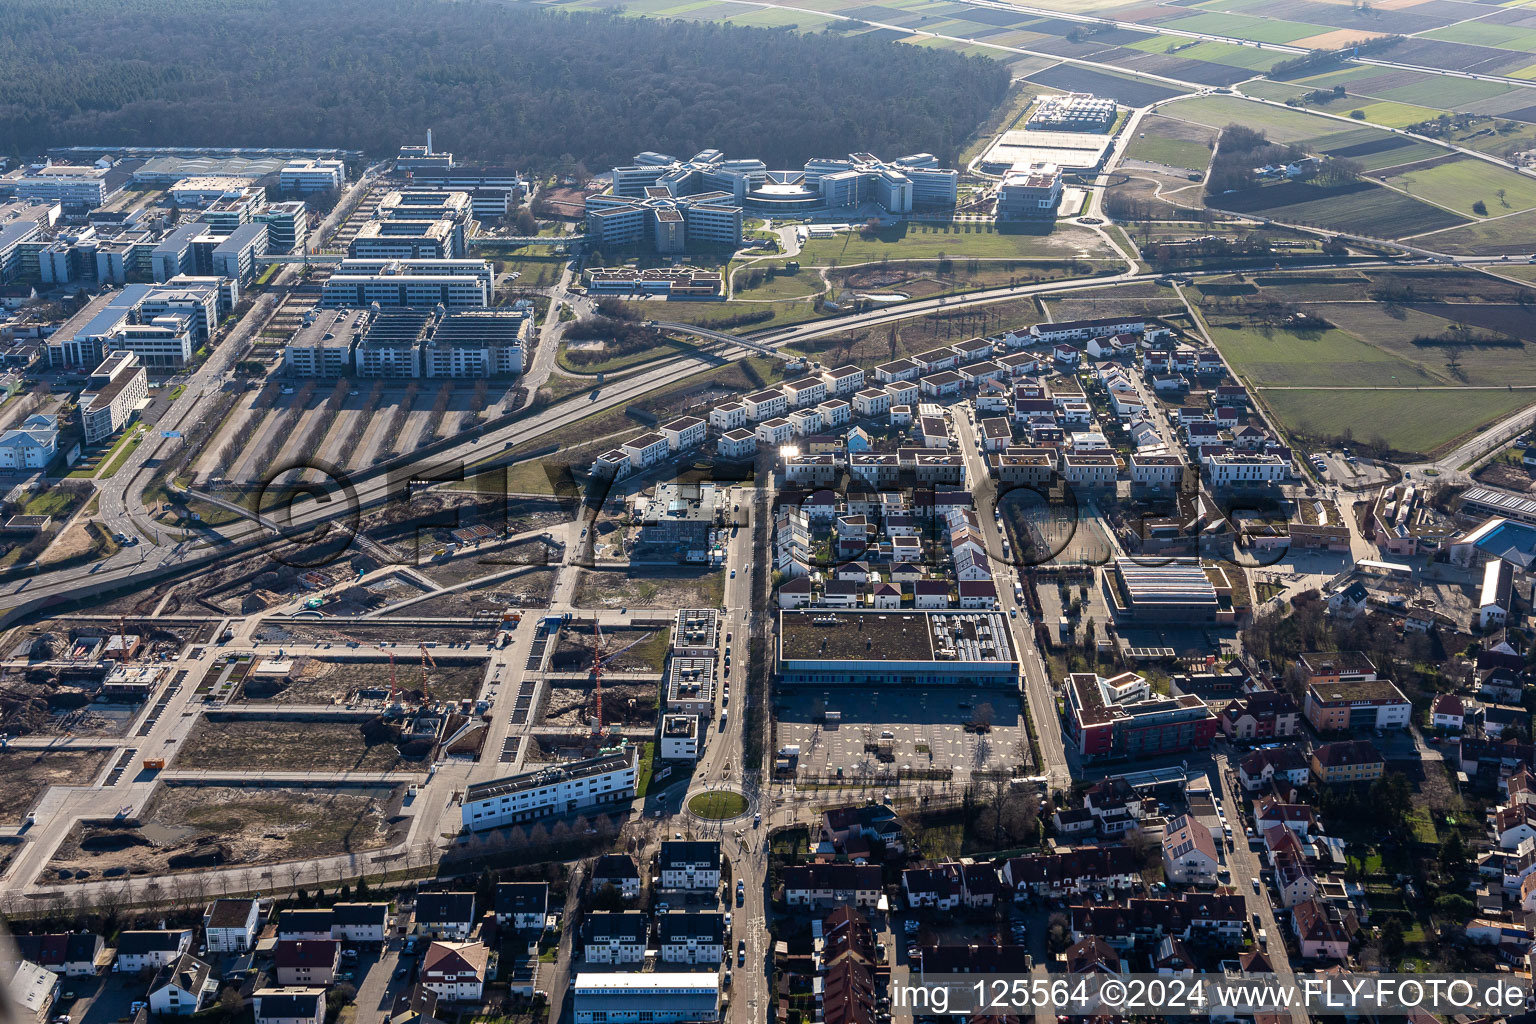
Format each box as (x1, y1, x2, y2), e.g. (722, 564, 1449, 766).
(1211, 178, 1468, 238)
(1125, 129, 1213, 172)
(1208, 323, 1437, 387)
(637, 742, 655, 797)
(1415, 207, 1536, 253)
(1259, 386, 1536, 456)
(689, 790, 748, 819)
(781, 222, 1115, 264)
(67, 424, 145, 479)
(1161, 95, 1358, 143)
(99, 426, 147, 479)
(24, 489, 75, 517)
(1377, 157, 1536, 219)
(556, 336, 694, 376)
(732, 267, 827, 300)
(1347, 100, 1446, 129)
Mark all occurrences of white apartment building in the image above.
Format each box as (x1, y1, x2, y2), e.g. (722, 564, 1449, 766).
(460, 745, 639, 831)
(718, 429, 756, 460)
(79, 351, 148, 444)
(782, 377, 827, 408)
(581, 914, 647, 964)
(853, 388, 890, 418)
(279, 159, 346, 195)
(709, 402, 747, 431)
(755, 418, 794, 446)
(1061, 453, 1119, 488)
(821, 364, 865, 395)
(742, 389, 788, 421)
(1129, 453, 1184, 488)
(818, 399, 850, 428)
(622, 432, 671, 471)
(660, 714, 699, 761)
(1205, 452, 1290, 487)
(789, 408, 824, 437)
(658, 914, 725, 965)
(884, 381, 919, 407)
(662, 416, 706, 453)
(659, 841, 722, 890)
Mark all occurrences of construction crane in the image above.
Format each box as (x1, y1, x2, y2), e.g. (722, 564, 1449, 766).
(591, 619, 605, 738)
(418, 643, 437, 703)
(385, 651, 400, 712)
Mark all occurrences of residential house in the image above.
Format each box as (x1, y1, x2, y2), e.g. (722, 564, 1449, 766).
(1311, 740, 1385, 785)
(821, 805, 905, 854)
(1000, 846, 1139, 897)
(253, 989, 326, 1024)
(1432, 694, 1465, 732)
(657, 913, 725, 965)
(204, 899, 260, 953)
(1291, 898, 1352, 960)
(494, 883, 549, 931)
(272, 941, 339, 988)
(277, 910, 333, 942)
(114, 931, 193, 973)
(1219, 692, 1300, 742)
(330, 904, 391, 944)
(1162, 815, 1219, 885)
(147, 954, 217, 1017)
(902, 866, 961, 910)
(414, 893, 477, 940)
(782, 864, 883, 908)
(581, 913, 647, 964)
(11, 934, 102, 977)
(420, 942, 487, 1004)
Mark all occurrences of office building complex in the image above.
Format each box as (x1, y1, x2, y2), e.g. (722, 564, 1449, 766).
(78, 351, 149, 443)
(279, 158, 346, 195)
(209, 222, 269, 285)
(12, 163, 129, 209)
(0, 201, 55, 282)
(319, 259, 493, 309)
(590, 147, 958, 250)
(255, 201, 310, 254)
(47, 282, 220, 368)
(346, 190, 473, 260)
(995, 162, 1063, 222)
(289, 305, 529, 379)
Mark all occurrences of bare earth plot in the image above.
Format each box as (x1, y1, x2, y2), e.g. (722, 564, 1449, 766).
(572, 567, 726, 609)
(174, 716, 429, 773)
(44, 783, 407, 881)
(0, 750, 110, 823)
(380, 568, 558, 617)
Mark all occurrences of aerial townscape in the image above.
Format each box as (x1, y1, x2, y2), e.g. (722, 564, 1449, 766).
(10, 0, 1536, 1022)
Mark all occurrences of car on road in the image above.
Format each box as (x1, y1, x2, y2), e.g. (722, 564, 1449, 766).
(1252, 878, 1260, 893)
(729, 569, 736, 578)
(753, 813, 760, 828)
(736, 880, 745, 906)
(737, 940, 746, 965)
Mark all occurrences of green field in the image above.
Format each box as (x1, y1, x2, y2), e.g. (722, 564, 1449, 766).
(1377, 157, 1536, 219)
(1305, 300, 1536, 387)
(1159, 10, 1330, 43)
(1212, 179, 1468, 239)
(1207, 324, 1437, 388)
(1259, 386, 1536, 456)
(1307, 128, 1447, 172)
(1426, 211, 1536, 254)
(1422, 21, 1536, 52)
(1124, 131, 1213, 171)
(1347, 100, 1445, 129)
(1160, 95, 1353, 142)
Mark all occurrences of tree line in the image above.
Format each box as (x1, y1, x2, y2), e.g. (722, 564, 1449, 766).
(0, 0, 1009, 171)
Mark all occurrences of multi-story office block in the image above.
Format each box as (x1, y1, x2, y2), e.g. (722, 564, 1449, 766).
(79, 351, 149, 443)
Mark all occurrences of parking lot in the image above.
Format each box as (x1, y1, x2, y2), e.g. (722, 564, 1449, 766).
(774, 688, 1025, 779)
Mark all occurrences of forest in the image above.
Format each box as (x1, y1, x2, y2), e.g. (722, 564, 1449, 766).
(0, 0, 1010, 171)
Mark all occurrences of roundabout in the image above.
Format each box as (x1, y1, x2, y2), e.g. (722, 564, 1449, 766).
(687, 790, 749, 820)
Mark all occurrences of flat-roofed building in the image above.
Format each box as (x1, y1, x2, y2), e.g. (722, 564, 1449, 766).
(1065, 670, 1217, 761)
(1113, 558, 1225, 623)
(572, 973, 719, 1024)
(996, 162, 1062, 221)
(355, 309, 431, 378)
(209, 222, 269, 285)
(777, 610, 1018, 687)
(279, 159, 345, 195)
(461, 744, 639, 831)
(664, 656, 716, 716)
(1303, 677, 1411, 732)
(256, 201, 310, 254)
(661, 714, 699, 761)
(78, 351, 148, 443)
(320, 259, 492, 309)
(284, 308, 369, 377)
(14, 163, 126, 208)
(423, 309, 529, 378)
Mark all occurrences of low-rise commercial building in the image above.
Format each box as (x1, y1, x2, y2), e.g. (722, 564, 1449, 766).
(776, 610, 1018, 687)
(572, 973, 720, 1024)
(1063, 670, 1218, 761)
